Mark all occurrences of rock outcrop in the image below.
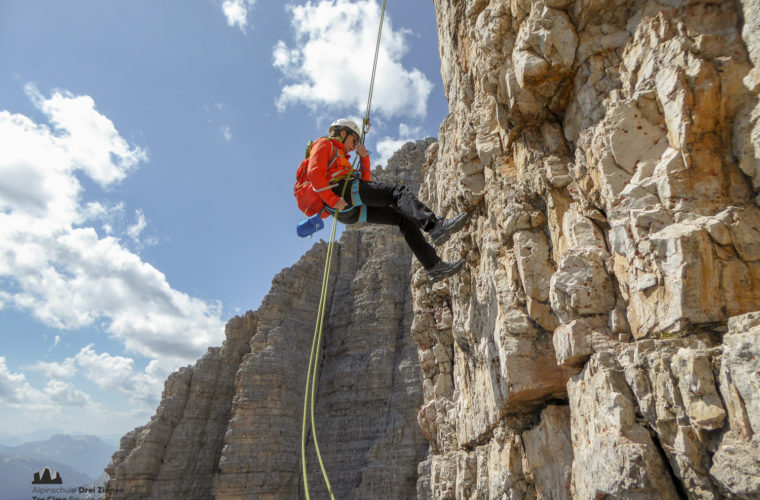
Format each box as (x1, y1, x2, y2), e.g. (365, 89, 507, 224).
(105, 140, 434, 499)
(414, 0, 760, 498)
(107, 1, 760, 498)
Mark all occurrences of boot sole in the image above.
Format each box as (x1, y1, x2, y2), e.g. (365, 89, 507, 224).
(428, 261, 464, 283)
(431, 214, 468, 246)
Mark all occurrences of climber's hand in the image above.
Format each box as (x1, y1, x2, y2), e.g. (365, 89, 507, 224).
(356, 144, 368, 158)
(334, 198, 349, 211)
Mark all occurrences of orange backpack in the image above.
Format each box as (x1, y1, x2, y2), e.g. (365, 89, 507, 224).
(294, 139, 339, 219)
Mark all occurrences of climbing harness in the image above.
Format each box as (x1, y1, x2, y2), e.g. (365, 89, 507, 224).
(300, 1, 387, 498)
(296, 170, 367, 238)
(323, 177, 368, 223)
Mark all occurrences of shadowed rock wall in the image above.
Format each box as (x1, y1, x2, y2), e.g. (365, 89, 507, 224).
(105, 140, 434, 500)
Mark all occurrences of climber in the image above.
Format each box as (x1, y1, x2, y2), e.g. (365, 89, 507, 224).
(308, 118, 468, 283)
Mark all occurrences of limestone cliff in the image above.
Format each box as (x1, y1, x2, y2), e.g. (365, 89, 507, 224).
(106, 1, 760, 498)
(414, 0, 760, 498)
(104, 140, 434, 499)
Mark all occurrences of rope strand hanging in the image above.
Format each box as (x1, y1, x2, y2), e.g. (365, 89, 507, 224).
(360, 0, 387, 141)
(300, 2, 387, 499)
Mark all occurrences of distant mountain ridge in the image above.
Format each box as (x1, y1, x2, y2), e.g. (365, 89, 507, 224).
(0, 428, 66, 446)
(0, 433, 116, 479)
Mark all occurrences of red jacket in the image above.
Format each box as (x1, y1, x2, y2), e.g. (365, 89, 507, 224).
(307, 138, 371, 208)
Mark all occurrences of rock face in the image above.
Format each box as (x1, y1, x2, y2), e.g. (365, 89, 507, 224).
(107, 1, 760, 498)
(414, 0, 760, 498)
(104, 140, 434, 499)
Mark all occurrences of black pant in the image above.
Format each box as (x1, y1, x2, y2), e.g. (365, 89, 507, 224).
(332, 179, 440, 269)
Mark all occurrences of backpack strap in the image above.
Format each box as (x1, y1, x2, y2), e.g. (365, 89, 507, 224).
(310, 139, 350, 191)
(327, 142, 339, 169)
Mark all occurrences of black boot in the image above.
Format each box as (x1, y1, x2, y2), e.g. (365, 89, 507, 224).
(428, 259, 464, 283)
(429, 212, 468, 246)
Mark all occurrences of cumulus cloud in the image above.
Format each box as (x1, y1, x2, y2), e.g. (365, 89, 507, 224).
(76, 345, 163, 406)
(8, 343, 162, 415)
(0, 357, 47, 407)
(33, 356, 77, 380)
(27, 85, 144, 187)
(30, 344, 164, 410)
(374, 123, 425, 166)
(0, 86, 226, 373)
(222, 0, 256, 31)
(45, 379, 91, 406)
(273, 0, 433, 120)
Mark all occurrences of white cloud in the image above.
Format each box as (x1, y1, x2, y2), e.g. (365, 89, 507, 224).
(204, 103, 234, 143)
(0, 86, 226, 372)
(375, 122, 425, 166)
(222, 0, 256, 31)
(33, 357, 77, 380)
(45, 379, 91, 406)
(0, 357, 47, 407)
(30, 344, 164, 410)
(46, 334, 62, 352)
(26, 84, 145, 188)
(5, 344, 163, 428)
(220, 125, 233, 142)
(75, 345, 163, 407)
(126, 210, 147, 242)
(125, 209, 158, 249)
(273, 41, 299, 68)
(273, 0, 433, 120)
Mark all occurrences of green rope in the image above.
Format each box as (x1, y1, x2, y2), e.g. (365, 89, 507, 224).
(301, 1, 387, 498)
(361, 0, 386, 142)
(301, 204, 341, 500)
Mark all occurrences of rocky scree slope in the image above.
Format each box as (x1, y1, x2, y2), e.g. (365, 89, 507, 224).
(104, 140, 434, 499)
(413, 0, 760, 498)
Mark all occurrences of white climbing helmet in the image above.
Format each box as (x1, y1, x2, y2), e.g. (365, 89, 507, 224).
(328, 118, 362, 141)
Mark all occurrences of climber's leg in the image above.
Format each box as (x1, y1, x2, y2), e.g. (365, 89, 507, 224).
(357, 181, 438, 231)
(365, 206, 440, 269)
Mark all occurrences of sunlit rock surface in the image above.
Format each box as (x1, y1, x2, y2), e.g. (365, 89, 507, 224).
(415, 0, 760, 497)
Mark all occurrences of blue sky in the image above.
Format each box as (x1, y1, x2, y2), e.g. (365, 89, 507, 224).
(0, 0, 447, 442)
